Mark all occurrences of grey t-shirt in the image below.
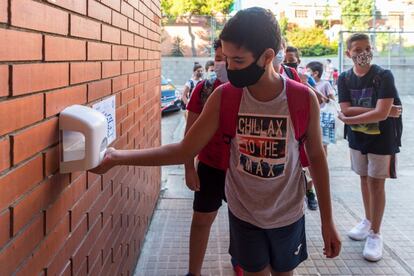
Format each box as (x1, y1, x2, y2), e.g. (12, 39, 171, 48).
(225, 77, 306, 229)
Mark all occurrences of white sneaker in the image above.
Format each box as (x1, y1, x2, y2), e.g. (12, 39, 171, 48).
(363, 231, 383, 262)
(348, 219, 371, 240)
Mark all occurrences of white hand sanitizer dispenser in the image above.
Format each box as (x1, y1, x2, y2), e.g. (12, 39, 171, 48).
(59, 105, 108, 173)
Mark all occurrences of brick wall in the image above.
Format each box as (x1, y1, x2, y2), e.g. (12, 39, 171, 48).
(0, 0, 162, 275)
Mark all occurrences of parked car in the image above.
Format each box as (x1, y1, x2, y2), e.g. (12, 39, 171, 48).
(161, 76, 182, 113)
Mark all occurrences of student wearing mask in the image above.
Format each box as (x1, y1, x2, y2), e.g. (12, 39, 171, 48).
(182, 62, 204, 110)
(92, 8, 341, 275)
(184, 39, 242, 276)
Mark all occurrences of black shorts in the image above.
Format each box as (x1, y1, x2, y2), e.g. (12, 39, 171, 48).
(229, 211, 308, 273)
(193, 161, 226, 213)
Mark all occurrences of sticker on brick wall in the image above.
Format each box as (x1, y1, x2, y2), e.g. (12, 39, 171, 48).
(93, 96, 116, 145)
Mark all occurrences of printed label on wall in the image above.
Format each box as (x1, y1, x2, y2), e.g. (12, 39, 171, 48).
(93, 96, 116, 145)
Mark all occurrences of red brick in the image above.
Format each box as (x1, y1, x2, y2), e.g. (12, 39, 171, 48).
(0, 94, 44, 136)
(87, 42, 112, 61)
(70, 62, 101, 84)
(121, 61, 134, 75)
(116, 104, 128, 122)
(87, 79, 112, 102)
(102, 24, 120, 44)
(121, 114, 134, 135)
(121, 31, 134, 46)
(70, 177, 100, 231)
(59, 260, 72, 276)
(112, 11, 128, 30)
(101, 0, 121, 11)
(121, 1, 134, 18)
(134, 10, 144, 25)
(45, 174, 87, 234)
(0, 138, 10, 172)
(11, 0, 68, 35)
(70, 14, 101, 40)
(128, 72, 139, 86)
(0, 28, 42, 61)
(0, 210, 10, 248)
(11, 174, 70, 236)
(128, 47, 139, 60)
(45, 84, 87, 117)
(12, 118, 59, 165)
(43, 145, 59, 176)
(0, 65, 8, 97)
(121, 87, 134, 105)
(135, 60, 144, 72)
(88, 0, 111, 24)
(12, 63, 69, 96)
(0, 0, 7, 23)
(0, 155, 43, 211)
(0, 215, 43, 276)
(112, 75, 128, 93)
(102, 61, 121, 78)
(45, 36, 86, 61)
(128, 19, 139, 34)
(134, 35, 143, 48)
(45, 216, 87, 275)
(47, 0, 86, 15)
(112, 45, 128, 60)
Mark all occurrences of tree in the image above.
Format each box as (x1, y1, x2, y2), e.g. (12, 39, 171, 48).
(338, 0, 373, 30)
(171, 36, 185, 56)
(286, 27, 337, 56)
(161, 0, 233, 56)
(279, 17, 289, 36)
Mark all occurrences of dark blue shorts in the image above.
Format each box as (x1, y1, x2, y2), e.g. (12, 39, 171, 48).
(193, 162, 226, 213)
(229, 211, 308, 273)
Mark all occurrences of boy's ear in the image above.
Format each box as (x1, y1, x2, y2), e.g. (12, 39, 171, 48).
(263, 48, 275, 66)
(345, 50, 351, 58)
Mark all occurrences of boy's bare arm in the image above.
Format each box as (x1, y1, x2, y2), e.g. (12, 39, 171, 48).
(305, 90, 333, 224)
(184, 110, 201, 191)
(340, 102, 373, 116)
(340, 101, 401, 118)
(305, 89, 341, 258)
(90, 88, 222, 174)
(339, 98, 397, 125)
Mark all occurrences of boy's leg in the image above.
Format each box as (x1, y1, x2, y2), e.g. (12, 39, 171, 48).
(244, 266, 271, 276)
(367, 177, 385, 233)
(348, 149, 372, 240)
(360, 176, 371, 222)
(189, 211, 218, 275)
(189, 162, 226, 275)
(270, 268, 293, 276)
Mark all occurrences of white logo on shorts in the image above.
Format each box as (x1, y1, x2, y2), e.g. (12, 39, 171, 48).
(294, 243, 302, 255)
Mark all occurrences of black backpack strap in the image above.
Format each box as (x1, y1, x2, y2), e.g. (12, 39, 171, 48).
(282, 64, 295, 80)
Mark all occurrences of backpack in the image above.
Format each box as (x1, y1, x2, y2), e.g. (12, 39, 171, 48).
(188, 79, 195, 99)
(282, 64, 295, 80)
(219, 78, 311, 169)
(344, 66, 403, 146)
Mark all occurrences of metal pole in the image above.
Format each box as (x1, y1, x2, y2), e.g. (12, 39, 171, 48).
(339, 31, 344, 73)
(372, 0, 376, 51)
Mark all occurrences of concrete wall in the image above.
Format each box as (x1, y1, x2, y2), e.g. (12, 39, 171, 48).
(0, 0, 161, 275)
(162, 56, 414, 95)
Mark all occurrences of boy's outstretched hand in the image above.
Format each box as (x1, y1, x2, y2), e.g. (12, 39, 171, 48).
(89, 147, 117, 175)
(322, 221, 342, 258)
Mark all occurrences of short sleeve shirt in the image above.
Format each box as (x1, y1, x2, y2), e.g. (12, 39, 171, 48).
(338, 65, 400, 155)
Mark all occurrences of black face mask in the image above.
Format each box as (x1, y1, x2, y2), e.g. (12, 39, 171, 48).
(284, 62, 298, 70)
(226, 56, 266, 88)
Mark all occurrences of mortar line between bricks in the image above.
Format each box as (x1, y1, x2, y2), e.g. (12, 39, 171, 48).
(333, 195, 414, 275)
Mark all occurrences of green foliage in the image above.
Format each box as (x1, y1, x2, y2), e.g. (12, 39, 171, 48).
(338, 0, 373, 30)
(171, 36, 185, 56)
(286, 27, 337, 56)
(279, 17, 288, 36)
(161, 0, 233, 17)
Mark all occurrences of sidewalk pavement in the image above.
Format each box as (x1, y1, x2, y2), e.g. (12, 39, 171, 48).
(134, 96, 414, 276)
